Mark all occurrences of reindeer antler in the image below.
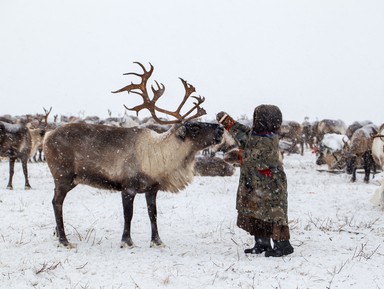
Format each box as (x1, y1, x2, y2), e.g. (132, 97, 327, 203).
(43, 107, 52, 125)
(112, 62, 206, 124)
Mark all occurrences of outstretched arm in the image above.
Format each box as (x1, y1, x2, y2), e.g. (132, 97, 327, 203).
(216, 112, 250, 149)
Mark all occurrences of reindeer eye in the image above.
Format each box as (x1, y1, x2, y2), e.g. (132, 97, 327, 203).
(192, 127, 200, 134)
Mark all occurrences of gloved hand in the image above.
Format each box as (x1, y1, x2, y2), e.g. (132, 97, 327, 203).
(216, 111, 228, 123)
(216, 111, 235, 130)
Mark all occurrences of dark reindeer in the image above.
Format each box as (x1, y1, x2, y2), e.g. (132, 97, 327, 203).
(43, 62, 224, 248)
(0, 121, 32, 189)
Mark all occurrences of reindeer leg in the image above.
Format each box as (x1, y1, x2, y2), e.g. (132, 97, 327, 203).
(38, 148, 43, 162)
(300, 140, 304, 156)
(351, 166, 357, 182)
(6, 158, 15, 190)
(121, 189, 136, 248)
(363, 152, 372, 183)
(52, 182, 75, 248)
(146, 190, 164, 248)
(21, 156, 31, 190)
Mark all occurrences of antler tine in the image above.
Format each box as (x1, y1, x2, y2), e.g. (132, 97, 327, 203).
(181, 95, 206, 121)
(43, 106, 52, 115)
(123, 62, 154, 80)
(176, 78, 196, 112)
(111, 62, 153, 96)
(151, 80, 165, 102)
(174, 78, 206, 121)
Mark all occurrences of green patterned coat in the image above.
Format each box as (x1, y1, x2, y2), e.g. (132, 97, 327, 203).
(228, 121, 289, 226)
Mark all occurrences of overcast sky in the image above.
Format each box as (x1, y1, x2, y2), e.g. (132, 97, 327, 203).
(1, 0, 383, 125)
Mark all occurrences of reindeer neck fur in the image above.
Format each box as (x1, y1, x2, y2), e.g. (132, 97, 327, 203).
(137, 127, 196, 193)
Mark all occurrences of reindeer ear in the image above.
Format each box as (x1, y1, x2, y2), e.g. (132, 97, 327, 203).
(175, 125, 187, 139)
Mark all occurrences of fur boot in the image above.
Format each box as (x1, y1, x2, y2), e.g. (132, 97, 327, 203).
(265, 240, 294, 257)
(244, 236, 272, 254)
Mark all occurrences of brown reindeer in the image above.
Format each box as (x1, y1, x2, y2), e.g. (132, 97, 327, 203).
(278, 120, 304, 155)
(43, 62, 224, 248)
(194, 156, 235, 176)
(316, 119, 347, 144)
(302, 118, 318, 149)
(28, 107, 52, 162)
(0, 120, 32, 189)
(346, 124, 378, 183)
(346, 120, 373, 139)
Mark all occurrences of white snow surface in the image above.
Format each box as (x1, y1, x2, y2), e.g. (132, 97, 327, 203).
(1, 150, 384, 289)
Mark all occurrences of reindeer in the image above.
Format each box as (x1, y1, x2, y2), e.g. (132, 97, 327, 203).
(0, 120, 32, 189)
(278, 120, 304, 155)
(346, 120, 373, 139)
(43, 62, 224, 248)
(194, 155, 235, 176)
(302, 118, 318, 149)
(28, 107, 52, 162)
(372, 123, 384, 171)
(316, 119, 347, 144)
(346, 124, 378, 183)
(315, 133, 349, 170)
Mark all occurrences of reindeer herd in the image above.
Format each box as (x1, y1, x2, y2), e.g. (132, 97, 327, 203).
(1, 62, 384, 247)
(280, 118, 384, 183)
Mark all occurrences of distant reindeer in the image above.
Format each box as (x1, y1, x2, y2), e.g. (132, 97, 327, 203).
(194, 156, 235, 176)
(346, 120, 373, 139)
(316, 119, 347, 144)
(0, 120, 32, 189)
(346, 124, 378, 183)
(278, 120, 304, 155)
(371, 123, 384, 171)
(28, 107, 52, 162)
(44, 62, 224, 248)
(302, 118, 318, 149)
(314, 133, 349, 170)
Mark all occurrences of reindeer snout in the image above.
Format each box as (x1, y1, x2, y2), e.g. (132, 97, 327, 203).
(215, 126, 224, 143)
(316, 158, 324, 165)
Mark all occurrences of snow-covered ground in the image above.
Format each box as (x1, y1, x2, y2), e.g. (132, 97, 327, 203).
(0, 150, 383, 289)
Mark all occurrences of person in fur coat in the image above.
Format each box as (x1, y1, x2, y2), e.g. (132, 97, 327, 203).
(217, 104, 294, 257)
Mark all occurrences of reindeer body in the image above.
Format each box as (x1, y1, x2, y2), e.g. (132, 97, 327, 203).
(28, 128, 45, 161)
(44, 61, 223, 248)
(278, 120, 304, 155)
(0, 121, 32, 189)
(44, 122, 223, 247)
(315, 133, 349, 170)
(372, 124, 384, 170)
(317, 119, 347, 144)
(346, 124, 377, 183)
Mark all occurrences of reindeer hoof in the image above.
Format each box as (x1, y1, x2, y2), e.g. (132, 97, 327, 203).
(6, 186, 13, 190)
(150, 240, 165, 248)
(120, 242, 136, 249)
(57, 242, 77, 249)
(25, 185, 32, 190)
